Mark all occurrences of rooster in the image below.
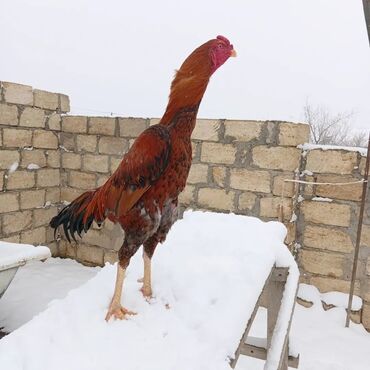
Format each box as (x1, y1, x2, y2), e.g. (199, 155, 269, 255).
(50, 36, 236, 321)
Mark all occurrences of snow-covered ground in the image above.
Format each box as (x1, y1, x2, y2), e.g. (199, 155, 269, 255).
(0, 211, 298, 370)
(0, 258, 99, 331)
(0, 211, 369, 369)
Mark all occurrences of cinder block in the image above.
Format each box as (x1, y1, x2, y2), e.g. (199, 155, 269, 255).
(0, 150, 20, 170)
(119, 118, 148, 137)
(224, 120, 263, 141)
(7, 171, 35, 190)
(89, 117, 116, 136)
(33, 130, 58, 149)
(252, 146, 301, 171)
(230, 169, 271, 193)
(19, 107, 45, 128)
(201, 142, 236, 164)
(299, 249, 344, 278)
(83, 154, 109, 173)
(59, 94, 70, 113)
(2, 82, 33, 105)
(62, 116, 87, 134)
(301, 201, 351, 227)
(278, 122, 310, 146)
(98, 137, 128, 155)
(3, 128, 32, 148)
(33, 89, 59, 110)
(187, 164, 208, 184)
(198, 188, 235, 211)
(3, 210, 32, 234)
(306, 150, 357, 174)
(62, 152, 81, 170)
(192, 119, 219, 141)
(21, 226, 46, 245)
(0, 103, 18, 126)
(20, 189, 46, 209)
(37, 169, 60, 187)
(21, 149, 47, 168)
(0, 193, 19, 213)
(76, 134, 97, 152)
(69, 171, 96, 189)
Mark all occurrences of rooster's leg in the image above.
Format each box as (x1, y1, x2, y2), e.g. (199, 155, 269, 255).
(105, 263, 136, 321)
(140, 251, 152, 297)
(138, 238, 158, 297)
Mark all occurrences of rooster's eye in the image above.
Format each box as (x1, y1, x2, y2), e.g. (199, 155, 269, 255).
(218, 44, 223, 48)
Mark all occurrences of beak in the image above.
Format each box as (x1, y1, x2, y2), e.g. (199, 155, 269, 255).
(230, 49, 237, 57)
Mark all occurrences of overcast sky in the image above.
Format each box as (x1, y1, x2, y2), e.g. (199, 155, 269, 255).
(1, 0, 369, 131)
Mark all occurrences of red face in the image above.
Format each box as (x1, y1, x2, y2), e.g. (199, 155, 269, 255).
(210, 35, 236, 74)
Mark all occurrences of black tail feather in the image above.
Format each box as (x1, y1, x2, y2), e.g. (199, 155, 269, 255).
(49, 191, 96, 243)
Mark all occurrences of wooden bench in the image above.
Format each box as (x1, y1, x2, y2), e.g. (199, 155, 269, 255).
(230, 266, 299, 370)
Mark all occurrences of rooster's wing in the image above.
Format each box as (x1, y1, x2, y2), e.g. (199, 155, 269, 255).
(85, 124, 171, 221)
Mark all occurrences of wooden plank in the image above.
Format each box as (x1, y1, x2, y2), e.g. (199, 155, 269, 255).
(267, 270, 286, 349)
(239, 342, 299, 368)
(271, 267, 289, 282)
(230, 266, 299, 369)
(276, 284, 299, 370)
(229, 268, 273, 368)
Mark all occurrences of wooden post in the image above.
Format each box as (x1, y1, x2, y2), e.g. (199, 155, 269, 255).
(267, 268, 289, 370)
(345, 133, 370, 327)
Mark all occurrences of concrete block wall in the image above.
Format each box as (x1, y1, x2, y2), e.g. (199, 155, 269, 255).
(58, 117, 309, 266)
(0, 81, 69, 254)
(296, 147, 370, 328)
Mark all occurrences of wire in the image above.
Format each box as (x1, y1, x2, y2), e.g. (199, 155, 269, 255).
(283, 179, 366, 186)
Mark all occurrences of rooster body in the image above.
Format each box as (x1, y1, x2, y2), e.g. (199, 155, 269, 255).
(50, 36, 236, 320)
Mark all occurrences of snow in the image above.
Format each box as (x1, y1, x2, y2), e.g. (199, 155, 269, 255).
(27, 163, 40, 170)
(298, 284, 363, 311)
(59, 145, 73, 152)
(237, 301, 370, 370)
(8, 162, 18, 174)
(0, 258, 99, 331)
(0, 241, 51, 271)
(0, 211, 298, 370)
(301, 169, 313, 176)
(298, 143, 367, 156)
(321, 292, 362, 311)
(0, 246, 369, 369)
(312, 197, 333, 202)
(289, 213, 297, 222)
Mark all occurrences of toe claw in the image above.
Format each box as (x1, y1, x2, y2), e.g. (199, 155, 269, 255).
(105, 304, 136, 322)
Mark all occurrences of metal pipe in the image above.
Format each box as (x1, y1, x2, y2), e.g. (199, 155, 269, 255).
(345, 133, 370, 327)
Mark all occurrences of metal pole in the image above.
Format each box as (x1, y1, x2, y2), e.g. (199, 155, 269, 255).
(345, 133, 370, 327)
(363, 0, 370, 46)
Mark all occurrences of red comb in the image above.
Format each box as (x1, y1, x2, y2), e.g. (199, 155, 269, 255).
(216, 35, 230, 45)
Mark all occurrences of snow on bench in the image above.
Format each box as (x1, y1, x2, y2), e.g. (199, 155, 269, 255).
(0, 242, 51, 271)
(0, 211, 299, 370)
(0, 242, 51, 299)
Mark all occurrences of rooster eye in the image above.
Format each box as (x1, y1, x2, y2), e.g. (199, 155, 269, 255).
(218, 44, 223, 48)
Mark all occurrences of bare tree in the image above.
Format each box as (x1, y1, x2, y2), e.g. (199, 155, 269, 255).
(303, 102, 367, 148)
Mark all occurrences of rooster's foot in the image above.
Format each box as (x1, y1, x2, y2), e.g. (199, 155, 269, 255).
(105, 302, 136, 322)
(140, 285, 153, 299)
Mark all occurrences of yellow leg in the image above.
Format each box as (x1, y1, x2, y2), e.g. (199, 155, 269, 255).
(140, 252, 152, 298)
(105, 263, 136, 321)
